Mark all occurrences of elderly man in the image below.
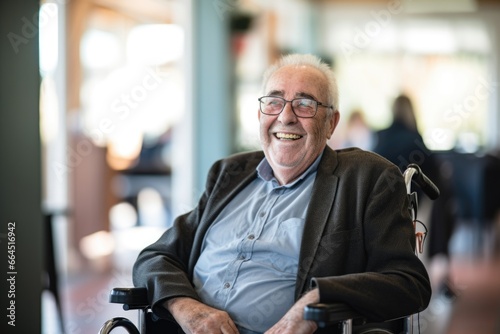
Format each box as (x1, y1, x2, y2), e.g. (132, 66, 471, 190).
(133, 54, 431, 334)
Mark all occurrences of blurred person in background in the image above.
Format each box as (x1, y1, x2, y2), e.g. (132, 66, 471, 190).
(373, 94, 457, 292)
(341, 109, 374, 150)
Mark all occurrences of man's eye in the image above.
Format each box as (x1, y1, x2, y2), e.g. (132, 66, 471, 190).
(296, 99, 314, 108)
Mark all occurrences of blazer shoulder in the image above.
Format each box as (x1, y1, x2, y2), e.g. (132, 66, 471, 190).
(335, 147, 397, 170)
(329, 147, 406, 194)
(211, 150, 264, 174)
(221, 150, 263, 164)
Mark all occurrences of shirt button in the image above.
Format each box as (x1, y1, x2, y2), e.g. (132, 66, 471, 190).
(248, 234, 255, 240)
(239, 254, 246, 260)
(259, 211, 266, 218)
(223, 282, 231, 289)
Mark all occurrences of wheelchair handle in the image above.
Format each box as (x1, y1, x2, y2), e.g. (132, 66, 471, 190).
(109, 287, 149, 310)
(404, 163, 440, 200)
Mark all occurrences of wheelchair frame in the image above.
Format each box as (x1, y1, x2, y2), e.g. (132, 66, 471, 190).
(99, 163, 439, 334)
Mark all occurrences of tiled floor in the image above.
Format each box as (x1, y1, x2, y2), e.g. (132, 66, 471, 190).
(43, 267, 138, 334)
(445, 259, 500, 334)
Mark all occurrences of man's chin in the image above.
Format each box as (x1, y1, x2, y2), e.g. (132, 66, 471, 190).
(269, 154, 303, 170)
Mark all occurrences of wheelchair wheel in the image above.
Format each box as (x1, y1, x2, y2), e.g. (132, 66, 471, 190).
(353, 318, 404, 334)
(355, 330, 394, 334)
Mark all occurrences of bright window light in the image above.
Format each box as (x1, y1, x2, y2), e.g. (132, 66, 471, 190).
(81, 29, 121, 69)
(79, 231, 115, 259)
(456, 22, 490, 53)
(109, 202, 138, 230)
(402, 23, 457, 54)
(138, 188, 166, 228)
(127, 24, 184, 66)
(39, 3, 58, 75)
(84, 64, 184, 153)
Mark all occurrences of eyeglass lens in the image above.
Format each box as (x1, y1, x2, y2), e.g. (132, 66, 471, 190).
(260, 97, 317, 117)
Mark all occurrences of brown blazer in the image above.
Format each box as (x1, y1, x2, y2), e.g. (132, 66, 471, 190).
(133, 146, 431, 323)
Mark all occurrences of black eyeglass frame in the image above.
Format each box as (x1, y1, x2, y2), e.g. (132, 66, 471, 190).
(258, 95, 333, 118)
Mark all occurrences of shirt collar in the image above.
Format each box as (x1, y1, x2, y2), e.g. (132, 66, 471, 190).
(256, 151, 324, 188)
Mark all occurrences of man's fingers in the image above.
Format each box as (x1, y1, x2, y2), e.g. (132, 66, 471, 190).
(229, 319, 239, 333)
(221, 319, 239, 334)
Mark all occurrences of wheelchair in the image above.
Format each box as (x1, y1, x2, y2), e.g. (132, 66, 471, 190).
(99, 163, 439, 334)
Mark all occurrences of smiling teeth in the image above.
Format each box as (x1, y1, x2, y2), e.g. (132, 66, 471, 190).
(276, 133, 302, 140)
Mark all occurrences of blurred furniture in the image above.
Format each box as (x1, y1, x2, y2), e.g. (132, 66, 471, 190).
(43, 210, 67, 333)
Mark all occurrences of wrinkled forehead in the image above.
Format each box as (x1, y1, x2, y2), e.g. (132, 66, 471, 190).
(264, 65, 329, 101)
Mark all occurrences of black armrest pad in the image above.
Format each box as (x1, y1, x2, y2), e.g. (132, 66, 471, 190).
(304, 303, 366, 327)
(109, 287, 149, 310)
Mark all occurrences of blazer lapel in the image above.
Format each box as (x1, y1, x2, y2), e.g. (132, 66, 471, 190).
(203, 153, 263, 224)
(192, 152, 263, 259)
(295, 147, 339, 298)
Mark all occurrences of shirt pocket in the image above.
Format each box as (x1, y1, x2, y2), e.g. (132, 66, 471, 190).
(269, 217, 305, 274)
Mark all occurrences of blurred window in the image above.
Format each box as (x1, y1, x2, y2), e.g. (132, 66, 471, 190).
(79, 8, 184, 170)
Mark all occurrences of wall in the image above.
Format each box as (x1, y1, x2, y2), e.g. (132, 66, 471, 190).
(0, 0, 43, 333)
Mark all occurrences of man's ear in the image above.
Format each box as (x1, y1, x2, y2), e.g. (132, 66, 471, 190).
(327, 111, 340, 139)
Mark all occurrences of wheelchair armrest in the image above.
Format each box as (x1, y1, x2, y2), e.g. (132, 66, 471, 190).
(304, 302, 366, 328)
(109, 287, 150, 310)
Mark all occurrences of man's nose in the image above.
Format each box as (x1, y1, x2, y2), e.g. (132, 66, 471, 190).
(278, 102, 298, 123)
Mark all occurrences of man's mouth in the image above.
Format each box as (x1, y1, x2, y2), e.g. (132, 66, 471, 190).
(274, 132, 303, 140)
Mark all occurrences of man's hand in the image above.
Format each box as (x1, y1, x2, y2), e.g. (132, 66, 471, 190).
(165, 297, 239, 334)
(265, 289, 319, 334)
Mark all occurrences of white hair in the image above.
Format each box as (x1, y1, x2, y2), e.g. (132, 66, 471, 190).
(261, 53, 339, 113)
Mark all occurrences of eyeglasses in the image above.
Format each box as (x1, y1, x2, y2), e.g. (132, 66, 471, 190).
(258, 96, 333, 118)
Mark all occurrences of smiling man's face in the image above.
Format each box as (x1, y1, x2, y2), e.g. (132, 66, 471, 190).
(259, 65, 339, 185)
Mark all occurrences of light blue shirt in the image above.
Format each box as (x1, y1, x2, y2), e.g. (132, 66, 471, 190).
(193, 154, 321, 333)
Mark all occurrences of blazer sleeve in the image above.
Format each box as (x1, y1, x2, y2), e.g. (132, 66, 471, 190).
(132, 160, 221, 318)
(311, 162, 432, 321)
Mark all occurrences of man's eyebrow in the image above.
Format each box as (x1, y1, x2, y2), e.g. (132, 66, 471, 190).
(295, 92, 317, 100)
(265, 90, 318, 100)
(266, 90, 284, 96)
